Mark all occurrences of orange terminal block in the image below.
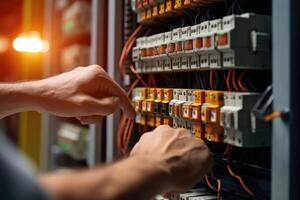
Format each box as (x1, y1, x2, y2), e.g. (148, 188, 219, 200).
(191, 90, 205, 121)
(147, 114, 156, 127)
(155, 115, 162, 127)
(146, 8, 152, 19)
(163, 116, 173, 126)
(165, 0, 173, 12)
(184, 0, 192, 6)
(203, 91, 224, 142)
(192, 122, 205, 139)
(174, 0, 183, 9)
(159, 3, 166, 15)
(145, 88, 156, 113)
(152, 5, 158, 17)
(139, 11, 147, 21)
(140, 114, 146, 126)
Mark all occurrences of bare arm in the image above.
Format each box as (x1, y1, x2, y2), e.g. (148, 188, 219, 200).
(0, 65, 135, 121)
(39, 126, 214, 200)
(0, 65, 213, 200)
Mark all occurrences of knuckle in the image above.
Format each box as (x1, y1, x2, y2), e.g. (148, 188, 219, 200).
(156, 124, 172, 131)
(176, 128, 190, 135)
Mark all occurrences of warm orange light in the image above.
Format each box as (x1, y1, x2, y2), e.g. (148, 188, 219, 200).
(13, 32, 49, 53)
(0, 35, 9, 53)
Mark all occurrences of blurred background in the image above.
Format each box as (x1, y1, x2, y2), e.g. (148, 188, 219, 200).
(0, 0, 108, 171)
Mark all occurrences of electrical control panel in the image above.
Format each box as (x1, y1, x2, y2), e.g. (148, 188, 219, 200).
(123, 0, 273, 198)
(132, 87, 271, 147)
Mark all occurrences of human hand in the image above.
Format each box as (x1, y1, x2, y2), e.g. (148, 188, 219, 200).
(130, 125, 214, 193)
(37, 65, 135, 123)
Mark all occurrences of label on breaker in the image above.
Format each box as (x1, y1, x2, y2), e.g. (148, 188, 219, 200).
(210, 111, 217, 123)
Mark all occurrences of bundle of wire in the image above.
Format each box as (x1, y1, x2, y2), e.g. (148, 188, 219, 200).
(117, 24, 149, 154)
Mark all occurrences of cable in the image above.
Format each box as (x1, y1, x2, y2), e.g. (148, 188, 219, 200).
(119, 24, 144, 75)
(264, 111, 282, 122)
(227, 165, 255, 196)
(210, 171, 222, 200)
(238, 70, 249, 92)
(225, 146, 255, 197)
(130, 64, 148, 87)
(232, 69, 240, 91)
(226, 70, 232, 91)
(205, 176, 217, 191)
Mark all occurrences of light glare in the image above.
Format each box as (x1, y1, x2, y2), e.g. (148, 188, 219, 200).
(13, 35, 49, 53)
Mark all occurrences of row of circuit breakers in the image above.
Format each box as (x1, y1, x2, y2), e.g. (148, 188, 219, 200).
(132, 87, 270, 147)
(132, 13, 271, 73)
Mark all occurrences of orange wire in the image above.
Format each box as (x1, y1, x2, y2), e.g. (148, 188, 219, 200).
(226, 70, 232, 91)
(117, 116, 128, 153)
(238, 70, 249, 92)
(130, 64, 148, 87)
(127, 79, 140, 96)
(232, 70, 240, 91)
(264, 112, 282, 122)
(119, 24, 144, 74)
(124, 120, 134, 150)
(123, 119, 132, 152)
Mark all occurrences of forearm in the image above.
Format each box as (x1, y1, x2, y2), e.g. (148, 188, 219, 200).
(39, 156, 170, 200)
(0, 82, 43, 118)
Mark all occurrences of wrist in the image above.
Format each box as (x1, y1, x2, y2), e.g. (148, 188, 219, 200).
(125, 155, 172, 194)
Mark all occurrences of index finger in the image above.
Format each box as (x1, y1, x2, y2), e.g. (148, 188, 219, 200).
(103, 76, 136, 119)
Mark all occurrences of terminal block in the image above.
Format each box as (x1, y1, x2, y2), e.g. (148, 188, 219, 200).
(132, 13, 271, 73)
(132, 88, 271, 147)
(202, 91, 224, 142)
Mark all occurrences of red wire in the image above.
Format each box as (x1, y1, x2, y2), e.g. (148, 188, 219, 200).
(117, 116, 128, 153)
(226, 146, 255, 197)
(238, 70, 249, 92)
(226, 70, 232, 91)
(216, 179, 221, 200)
(205, 176, 217, 191)
(232, 70, 240, 91)
(210, 171, 222, 200)
(124, 120, 134, 150)
(130, 64, 148, 87)
(227, 165, 255, 196)
(223, 144, 232, 156)
(123, 119, 132, 152)
(119, 24, 144, 74)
